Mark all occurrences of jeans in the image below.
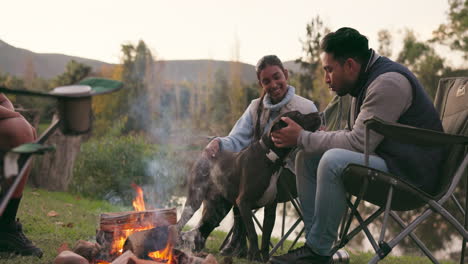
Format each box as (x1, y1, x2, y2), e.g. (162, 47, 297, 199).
(295, 148, 389, 256)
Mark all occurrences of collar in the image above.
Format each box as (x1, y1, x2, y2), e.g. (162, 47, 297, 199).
(349, 49, 380, 97)
(259, 138, 280, 163)
(263, 85, 295, 111)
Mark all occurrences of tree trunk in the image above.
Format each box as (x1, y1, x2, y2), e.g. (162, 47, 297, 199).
(30, 126, 82, 191)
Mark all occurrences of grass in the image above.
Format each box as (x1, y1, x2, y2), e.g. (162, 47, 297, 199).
(0, 187, 458, 264)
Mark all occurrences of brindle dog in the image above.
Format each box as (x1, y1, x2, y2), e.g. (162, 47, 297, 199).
(177, 111, 321, 261)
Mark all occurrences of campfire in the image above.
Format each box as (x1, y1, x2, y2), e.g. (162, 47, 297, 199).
(54, 184, 217, 264)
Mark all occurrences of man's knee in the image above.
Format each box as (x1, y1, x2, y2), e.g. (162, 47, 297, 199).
(0, 117, 35, 150)
(317, 148, 352, 179)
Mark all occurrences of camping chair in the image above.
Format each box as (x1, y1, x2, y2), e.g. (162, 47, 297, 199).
(331, 77, 468, 264)
(0, 78, 122, 215)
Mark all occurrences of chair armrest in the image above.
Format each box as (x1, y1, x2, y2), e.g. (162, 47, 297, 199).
(364, 116, 468, 147)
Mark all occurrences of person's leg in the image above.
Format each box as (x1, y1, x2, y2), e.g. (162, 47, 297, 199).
(269, 148, 388, 264)
(306, 148, 388, 256)
(0, 115, 42, 257)
(294, 150, 322, 237)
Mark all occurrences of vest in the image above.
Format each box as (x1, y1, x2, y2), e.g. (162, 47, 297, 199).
(352, 56, 445, 194)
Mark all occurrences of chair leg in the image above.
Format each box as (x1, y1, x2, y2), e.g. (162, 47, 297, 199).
(389, 212, 439, 264)
(269, 217, 302, 257)
(461, 178, 468, 264)
(368, 208, 435, 264)
(341, 177, 369, 246)
(332, 207, 384, 255)
(219, 226, 234, 251)
(378, 186, 394, 244)
(338, 194, 351, 240)
(288, 226, 304, 252)
(252, 210, 274, 248)
(281, 202, 286, 250)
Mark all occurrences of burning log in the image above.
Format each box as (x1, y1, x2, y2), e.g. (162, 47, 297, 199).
(99, 208, 177, 232)
(96, 208, 177, 261)
(123, 226, 177, 259)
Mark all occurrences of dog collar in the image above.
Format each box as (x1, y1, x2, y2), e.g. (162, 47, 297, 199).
(259, 139, 280, 163)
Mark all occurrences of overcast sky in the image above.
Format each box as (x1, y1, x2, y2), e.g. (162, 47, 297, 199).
(1, 0, 455, 66)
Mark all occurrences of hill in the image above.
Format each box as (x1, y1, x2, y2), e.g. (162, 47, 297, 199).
(0, 39, 110, 79)
(0, 39, 302, 86)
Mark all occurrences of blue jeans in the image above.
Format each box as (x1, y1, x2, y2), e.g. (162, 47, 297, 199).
(295, 148, 389, 256)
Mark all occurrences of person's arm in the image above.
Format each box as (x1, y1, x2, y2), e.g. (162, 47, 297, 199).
(299, 72, 412, 154)
(217, 102, 256, 152)
(297, 72, 412, 154)
(204, 101, 257, 157)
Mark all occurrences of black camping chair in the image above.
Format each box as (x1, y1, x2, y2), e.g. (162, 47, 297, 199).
(0, 78, 122, 215)
(331, 77, 468, 264)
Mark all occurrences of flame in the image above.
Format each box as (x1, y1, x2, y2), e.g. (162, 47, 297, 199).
(110, 227, 154, 255)
(148, 240, 174, 264)
(131, 183, 146, 211)
(96, 261, 111, 264)
(109, 183, 152, 255)
(107, 184, 174, 264)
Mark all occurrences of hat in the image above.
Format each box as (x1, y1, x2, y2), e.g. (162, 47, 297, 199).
(0, 77, 123, 98)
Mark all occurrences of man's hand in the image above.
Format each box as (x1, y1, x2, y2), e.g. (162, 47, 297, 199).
(203, 138, 220, 158)
(271, 117, 303, 148)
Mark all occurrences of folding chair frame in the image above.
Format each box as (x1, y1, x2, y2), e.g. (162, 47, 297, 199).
(331, 117, 468, 264)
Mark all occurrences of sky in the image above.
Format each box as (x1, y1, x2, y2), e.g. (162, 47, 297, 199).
(0, 0, 455, 66)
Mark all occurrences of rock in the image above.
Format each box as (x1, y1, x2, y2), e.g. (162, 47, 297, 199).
(54, 250, 89, 264)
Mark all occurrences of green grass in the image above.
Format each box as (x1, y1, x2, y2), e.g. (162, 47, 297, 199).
(0, 187, 123, 264)
(0, 188, 457, 264)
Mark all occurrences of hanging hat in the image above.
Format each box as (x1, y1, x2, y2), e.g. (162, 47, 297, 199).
(0, 77, 123, 98)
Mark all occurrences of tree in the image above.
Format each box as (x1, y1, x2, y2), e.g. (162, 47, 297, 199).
(294, 16, 331, 110)
(377, 29, 393, 58)
(51, 60, 91, 87)
(397, 30, 445, 99)
(228, 35, 245, 125)
(120, 40, 156, 134)
(432, 0, 468, 58)
(31, 60, 92, 191)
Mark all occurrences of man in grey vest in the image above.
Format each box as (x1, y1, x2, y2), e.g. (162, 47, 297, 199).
(268, 27, 445, 264)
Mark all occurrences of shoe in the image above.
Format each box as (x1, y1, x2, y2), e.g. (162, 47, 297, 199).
(0, 219, 43, 258)
(268, 244, 331, 264)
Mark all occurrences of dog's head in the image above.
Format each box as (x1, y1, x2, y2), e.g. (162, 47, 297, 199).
(269, 111, 321, 135)
(261, 111, 321, 154)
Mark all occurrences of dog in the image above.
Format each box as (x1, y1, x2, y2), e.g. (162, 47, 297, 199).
(176, 111, 321, 261)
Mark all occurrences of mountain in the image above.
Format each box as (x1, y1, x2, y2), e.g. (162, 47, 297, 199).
(0, 39, 302, 85)
(0, 39, 111, 79)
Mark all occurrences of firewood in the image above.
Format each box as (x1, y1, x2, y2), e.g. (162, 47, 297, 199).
(54, 250, 89, 264)
(100, 209, 177, 232)
(72, 240, 101, 261)
(123, 225, 178, 259)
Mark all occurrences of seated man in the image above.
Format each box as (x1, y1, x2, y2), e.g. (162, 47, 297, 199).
(0, 93, 42, 257)
(269, 27, 445, 264)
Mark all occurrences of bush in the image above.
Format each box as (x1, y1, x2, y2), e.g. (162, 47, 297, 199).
(71, 132, 187, 208)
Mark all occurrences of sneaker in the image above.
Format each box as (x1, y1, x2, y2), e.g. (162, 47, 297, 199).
(0, 219, 43, 258)
(268, 244, 331, 264)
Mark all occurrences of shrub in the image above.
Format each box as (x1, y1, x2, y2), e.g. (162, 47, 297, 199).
(71, 132, 187, 208)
